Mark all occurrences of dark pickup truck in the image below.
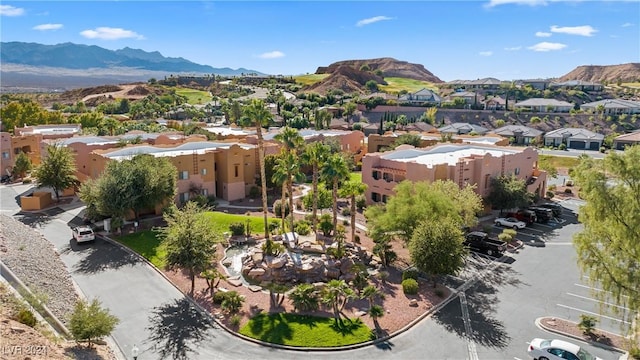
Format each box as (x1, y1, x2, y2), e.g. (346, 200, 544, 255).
(464, 231, 508, 257)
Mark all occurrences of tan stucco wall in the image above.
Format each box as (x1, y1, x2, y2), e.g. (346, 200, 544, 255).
(20, 191, 52, 211)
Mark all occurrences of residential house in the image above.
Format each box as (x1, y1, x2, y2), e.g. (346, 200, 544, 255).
(613, 130, 640, 150)
(446, 91, 478, 105)
(516, 79, 552, 90)
(447, 78, 503, 90)
(482, 96, 506, 111)
(402, 122, 437, 133)
(438, 123, 488, 135)
(362, 143, 547, 204)
(398, 88, 442, 105)
(257, 128, 365, 158)
(514, 98, 574, 113)
(550, 80, 604, 92)
(0, 132, 43, 175)
(543, 128, 604, 150)
(580, 99, 640, 115)
(491, 125, 543, 145)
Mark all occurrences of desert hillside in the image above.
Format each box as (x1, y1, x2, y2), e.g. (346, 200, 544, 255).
(305, 65, 388, 94)
(559, 63, 640, 83)
(316, 57, 443, 83)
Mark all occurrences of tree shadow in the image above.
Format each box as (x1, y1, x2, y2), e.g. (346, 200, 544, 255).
(14, 212, 53, 228)
(72, 237, 141, 274)
(247, 312, 294, 345)
(145, 297, 216, 360)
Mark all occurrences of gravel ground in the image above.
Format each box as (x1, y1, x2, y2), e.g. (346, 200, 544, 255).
(0, 214, 79, 325)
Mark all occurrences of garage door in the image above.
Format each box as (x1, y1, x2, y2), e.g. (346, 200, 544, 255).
(589, 142, 600, 150)
(569, 141, 585, 149)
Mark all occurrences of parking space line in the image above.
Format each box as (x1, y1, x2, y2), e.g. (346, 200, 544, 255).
(574, 284, 629, 298)
(544, 242, 573, 245)
(556, 304, 630, 324)
(566, 292, 629, 311)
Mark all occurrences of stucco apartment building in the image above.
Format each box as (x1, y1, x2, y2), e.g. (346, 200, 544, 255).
(88, 139, 258, 204)
(367, 133, 508, 153)
(362, 143, 546, 205)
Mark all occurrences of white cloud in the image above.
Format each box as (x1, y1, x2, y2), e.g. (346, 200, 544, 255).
(80, 27, 145, 40)
(258, 51, 285, 59)
(550, 25, 597, 36)
(535, 31, 552, 37)
(528, 42, 567, 52)
(621, 22, 634, 27)
(484, 0, 547, 8)
(33, 23, 63, 31)
(504, 46, 522, 51)
(0, 5, 24, 16)
(479, 51, 493, 56)
(356, 16, 393, 27)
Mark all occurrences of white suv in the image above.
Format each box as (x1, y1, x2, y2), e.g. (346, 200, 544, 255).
(72, 226, 95, 243)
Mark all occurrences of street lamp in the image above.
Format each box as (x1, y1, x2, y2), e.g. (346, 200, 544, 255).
(132, 344, 139, 360)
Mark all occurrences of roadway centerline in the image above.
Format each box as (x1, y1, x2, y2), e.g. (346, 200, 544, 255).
(556, 304, 630, 324)
(566, 292, 630, 311)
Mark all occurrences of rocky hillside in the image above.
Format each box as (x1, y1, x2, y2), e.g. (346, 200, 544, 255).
(316, 57, 443, 83)
(559, 63, 640, 83)
(305, 65, 387, 94)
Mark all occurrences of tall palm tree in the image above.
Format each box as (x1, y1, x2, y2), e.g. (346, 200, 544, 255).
(242, 99, 272, 240)
(273, 152, 305, 238)
(361, 284, 386, 309)
(271, 156, 289, 233)
(321, 279, 355, 321)
(301, 141, 330, 241)
(274, 126, 303, 153)
(321, 153, 350, 236)
(368, 304, 385, 335)
(339, 180, 367, 243)
(273, 127, 305, 239)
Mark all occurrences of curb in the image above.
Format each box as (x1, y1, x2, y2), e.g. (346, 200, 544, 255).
(535, 317, 629, 358)
(100, 232, 452, 352)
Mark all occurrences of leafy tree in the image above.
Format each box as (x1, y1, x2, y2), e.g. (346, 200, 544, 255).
(32, 144, 78, 201)
(391, 133, 422, 149)
(366, 180, 483, 245)
(339, 181, 367, 243)
(301, 185, 332, 212)
(365, 80, 379, 93)
(486, 175, 532, 214)
(409, 218, 467, 287)
(288, 284, 320, 312)
(242, 99, 273, 240)
(12, 151, 32, 179)
(572, 148, 640, 334)
(69, 299, 119, 348)
(343, 102, 357, 119)
(372, 232, 397, 267)
(159, 202, 222, 295)
(201, 267, 226, 297)
(321, 279, 355, 321)
(301, 141, 331, 239)
(321, 153, 350, 235)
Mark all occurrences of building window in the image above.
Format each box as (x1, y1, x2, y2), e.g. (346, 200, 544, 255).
(383, 173, 393, 182)
(372, 171, 380, 180)
(179, 170, 189, 180)
(514, 168, 520, 175)
(179, 192, 190, 203)
(214, 163, 217, 171)
(1, 152, 9, 159)
(202, 188, 208, 196)
(371, 192, 381, 202)
(234, 165, 239, 177)
(484, 174, 491, 189)
(201, 168, 207, 176)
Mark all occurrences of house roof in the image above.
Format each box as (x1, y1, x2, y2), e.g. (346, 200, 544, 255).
(263, 128, 355, 141)
(580, 99, 640, 109)
(101, 141, 255, 160)
(551, 80, 602, 87)
(492, 125, 543, 137)
(404, 121, 436, 132)
(483, 96, 506, 104)
(446, 78, 502, 86)
(438, 122, 488, 134)
(544, 128, 604, 141)
(15, 124, 81, 136)
(514, 98, 573, 107)
(614, 130, 640, 142)
(448, 91, 477, 98)
(379, 143, 519, 167)
(203, 126, 254, 136)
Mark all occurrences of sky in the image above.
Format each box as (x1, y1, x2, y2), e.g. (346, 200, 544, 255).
(1, 0, 639, 81)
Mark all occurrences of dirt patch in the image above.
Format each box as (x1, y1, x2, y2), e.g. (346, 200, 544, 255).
(539, 317, 631, 351)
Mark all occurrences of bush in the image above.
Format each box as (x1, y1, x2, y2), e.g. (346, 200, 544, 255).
(559, 143, 567, 151)
(294, 220, 311, 236)
(564, 188, 573, 194)
(22, 178, 32, 184)
(402, 268, 419, 281)
(319, 214, 333, 236)
(341, 207, 350, 216)
(578, 314, 598, 335)
(230, 314, 242, 327)
(249, 186, 260, 199)
(402, 278, 419, 295)
(212, 291, 228, 304)
(273, 199, 290, 217)
(355, 195, 366, 211)
(546, 191, 555, 199)
(354, 234, 360, 244)
(229, 222, 245, 236)
(434, 289, 445, 298)
(629, 347, 640, 360)
(16, 308, 37, 327)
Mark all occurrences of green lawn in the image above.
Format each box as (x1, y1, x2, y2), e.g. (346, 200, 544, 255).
(116, 230, 166, 268)
(174, 88, 211, 105)
(239, 312, 373, 347)
(292, 74, 329, 86)
(379, 77, 438, 94)
(539, 154, 581, 169)
(201, 212, 278, 235)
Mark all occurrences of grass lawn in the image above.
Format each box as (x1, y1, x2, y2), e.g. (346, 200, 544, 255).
(349, 171, 362, 183)
(115, 230, 166, 268)
(239, 312, 373, 347)
(379, 77, 438, 94)
(539, 154, 582, 169)
(293, 74, 329, 86)
(201, 211, 278, 236)
(174, 88, 211, 105)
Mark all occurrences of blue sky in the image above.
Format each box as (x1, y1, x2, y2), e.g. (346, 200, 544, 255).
(1, 1, 639, 81)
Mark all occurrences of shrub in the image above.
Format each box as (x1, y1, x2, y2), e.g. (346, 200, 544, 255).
(273, 199, 290, 217)
(434, 289, 445, 298)
(230, 314, 242, 328)
(229, 222, 245, 236)
(354, 234, 360, 244)
(355, 195, 366, 211)
(629, 347, 640, 360)
(548, 184, 557, 191)
(546, 191, 555, 199)
(578, 314, 598, 335)
(342, 219, 349, 226)
(16, 308, 37, 327)
(319, 214, 333, 236)
(402, 268, 419, 281)
(249, 186, 260, 199)
(402, 278, 419, 295)
(294, 220, 311, 236)
(341, 207, 350, 216)
(212, 292, 228, 304)
(22, 178, 32, 184)
(564, 188, 573, 194)
(559, 143, 567, 151)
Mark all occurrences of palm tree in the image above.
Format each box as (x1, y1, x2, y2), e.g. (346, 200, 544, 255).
(321, 279, 355, 321)
(301, 141, 330, 241)
(273, 152, 305, 238)
(221, 291, 245, 314)
(339, 181, 367, 243)
(288, 284, 320, 312)
(361, 285, 386, 309)
(321, 153, 350, 236)
(368, 304, 385, 335)
(274, 126, 303, 153)
(242, 99, 273, 241)
(272, 156, 289, 232)
(273, 128, 305, 239)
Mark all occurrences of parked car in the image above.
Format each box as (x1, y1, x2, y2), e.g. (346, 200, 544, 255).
(528, 206, 554, 223)
(495, 217, 526, 229)
(464, 231, 507, 257)
(537, 202, 563, 217)
(72, 226, 95, 243)
(506, 209, 537, 225)
(0, 174, 10, 184)
(527, 338, 601, 360)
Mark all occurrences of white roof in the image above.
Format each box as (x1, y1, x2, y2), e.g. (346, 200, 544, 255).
(381, 144, 518, 167)
(28, 125, 80, 135)
(203, 126, 254, 136)
(103, 141, 255, 160)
